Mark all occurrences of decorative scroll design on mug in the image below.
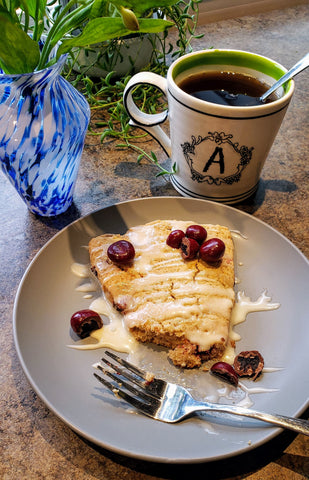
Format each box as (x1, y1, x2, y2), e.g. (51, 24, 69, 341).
(181, 131, 253, 185)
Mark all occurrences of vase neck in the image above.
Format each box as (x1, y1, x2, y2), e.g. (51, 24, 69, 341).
(0, 55, 67, 83)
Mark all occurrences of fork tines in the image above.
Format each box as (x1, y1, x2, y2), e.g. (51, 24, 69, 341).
(93, 350, 166, 415)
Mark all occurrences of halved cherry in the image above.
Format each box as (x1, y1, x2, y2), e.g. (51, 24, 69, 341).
(210, 361, 239, 386)
(233, 351, 264, 381)
(70, 309, 103, 338)
(180, 237, 200, 260)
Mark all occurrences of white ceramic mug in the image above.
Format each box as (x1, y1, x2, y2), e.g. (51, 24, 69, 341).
(123, 49, 294, 203)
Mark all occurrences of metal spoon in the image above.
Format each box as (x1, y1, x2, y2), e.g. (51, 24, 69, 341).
(260, 52, 309, 102)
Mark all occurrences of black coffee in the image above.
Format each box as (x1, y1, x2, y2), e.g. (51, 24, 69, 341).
(178, 71, 276, 106)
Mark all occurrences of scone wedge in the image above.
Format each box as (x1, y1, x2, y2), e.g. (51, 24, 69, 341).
(89, 220, 235, 368)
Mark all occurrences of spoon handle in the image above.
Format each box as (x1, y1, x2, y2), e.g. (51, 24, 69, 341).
(260, 52, 309, 101)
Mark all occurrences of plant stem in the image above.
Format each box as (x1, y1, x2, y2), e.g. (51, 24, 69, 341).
(118, 138, 175, 178)
(20, 0, 30, 34)
(32, 0, 40, 41)
(38, 0, 93, 69)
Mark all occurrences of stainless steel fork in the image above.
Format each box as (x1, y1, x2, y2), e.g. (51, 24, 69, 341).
(93, 350, 309, 436)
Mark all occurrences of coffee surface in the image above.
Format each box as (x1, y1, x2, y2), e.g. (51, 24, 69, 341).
(178, 71, 276, 106)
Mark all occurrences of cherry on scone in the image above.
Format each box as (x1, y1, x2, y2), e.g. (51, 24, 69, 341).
(180, 236, 200, 260)
(70, 309, 103, 338)
(199, 238, 225, 263)
(185, 224, 207, 244)
(210, 361, 239, 386)
(166, 229, 185, 248)
(107, 240, 135, 264)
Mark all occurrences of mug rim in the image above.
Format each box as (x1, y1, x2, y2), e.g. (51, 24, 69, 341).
(168, 49, 294, 116)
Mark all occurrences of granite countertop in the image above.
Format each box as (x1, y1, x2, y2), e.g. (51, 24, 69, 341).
(1, 4, 308, 479)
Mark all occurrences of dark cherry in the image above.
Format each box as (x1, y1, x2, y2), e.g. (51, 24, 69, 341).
(185, 224, 207, 244)
(70, 309, 103, 338)
(210, 361, 239, 386)
(107, 240, 135, 264)
(166, 229, 185, 248)
(233, 350, 264, 381)
(180, 236, 200, 260)
(199, 238, 225, 263)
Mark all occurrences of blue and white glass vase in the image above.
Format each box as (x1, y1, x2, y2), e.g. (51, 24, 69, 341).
(0, 55, 90, 216)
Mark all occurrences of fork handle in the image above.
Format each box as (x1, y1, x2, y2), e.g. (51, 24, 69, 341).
(194, 403, 309, 436)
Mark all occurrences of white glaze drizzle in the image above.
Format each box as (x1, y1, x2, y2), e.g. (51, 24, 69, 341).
(69, 270, 280, 362)
(68, 226, 282, 412)
(263, 367, 283, 373)
(75, 281, 97, 292)
(220, 290, 280, 364)
(232, 290, 280, 327)
(71, 262, 90, 278)
(231, 229, 249, 240)
(236, 382, 280, 408)
(68, 293, 138, 353)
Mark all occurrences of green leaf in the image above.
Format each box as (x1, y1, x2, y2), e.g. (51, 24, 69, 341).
(0, 5, 18, 23)
(110, 0, 177, 17)
(0, 1, 19, 16)
(136, 17, 174, 34)
(155, 170, 167, 177)
(0, 6, 10, 18)
(0, 15, 40, 73)
(24, 0, 47, 20)
(58, 17, 174, 56)
(90, 0, 109, 18)
(151, 151, 158, 161)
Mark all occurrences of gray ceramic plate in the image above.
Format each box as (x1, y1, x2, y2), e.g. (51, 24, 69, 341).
(13, 197, 309, 463)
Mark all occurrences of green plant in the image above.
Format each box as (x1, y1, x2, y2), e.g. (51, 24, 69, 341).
(0, 0, 177, 74)
(73, 0, 203, 176)
(0, 0, 203, 177)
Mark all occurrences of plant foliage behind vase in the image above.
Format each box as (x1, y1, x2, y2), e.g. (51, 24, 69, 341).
(67, 0, 203, 78)
(70, 0, 203, 176)
(0, 0, 177, 74)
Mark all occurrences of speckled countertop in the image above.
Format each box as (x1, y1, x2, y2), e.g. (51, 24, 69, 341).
(1, 4, 308, 479)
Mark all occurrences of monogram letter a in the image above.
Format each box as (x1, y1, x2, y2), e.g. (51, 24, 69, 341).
(203, 146, 225, 174)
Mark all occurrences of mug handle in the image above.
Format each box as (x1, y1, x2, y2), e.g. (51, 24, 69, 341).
(123, 72, 172, 157)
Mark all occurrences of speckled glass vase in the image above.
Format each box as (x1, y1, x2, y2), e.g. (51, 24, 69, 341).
(0, 55, 90, 216)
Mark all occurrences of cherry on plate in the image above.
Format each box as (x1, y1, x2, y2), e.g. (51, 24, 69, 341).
(210, 361, 239, 386)
(70, 309, 103, 338)
(233, 350, 264, 381)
